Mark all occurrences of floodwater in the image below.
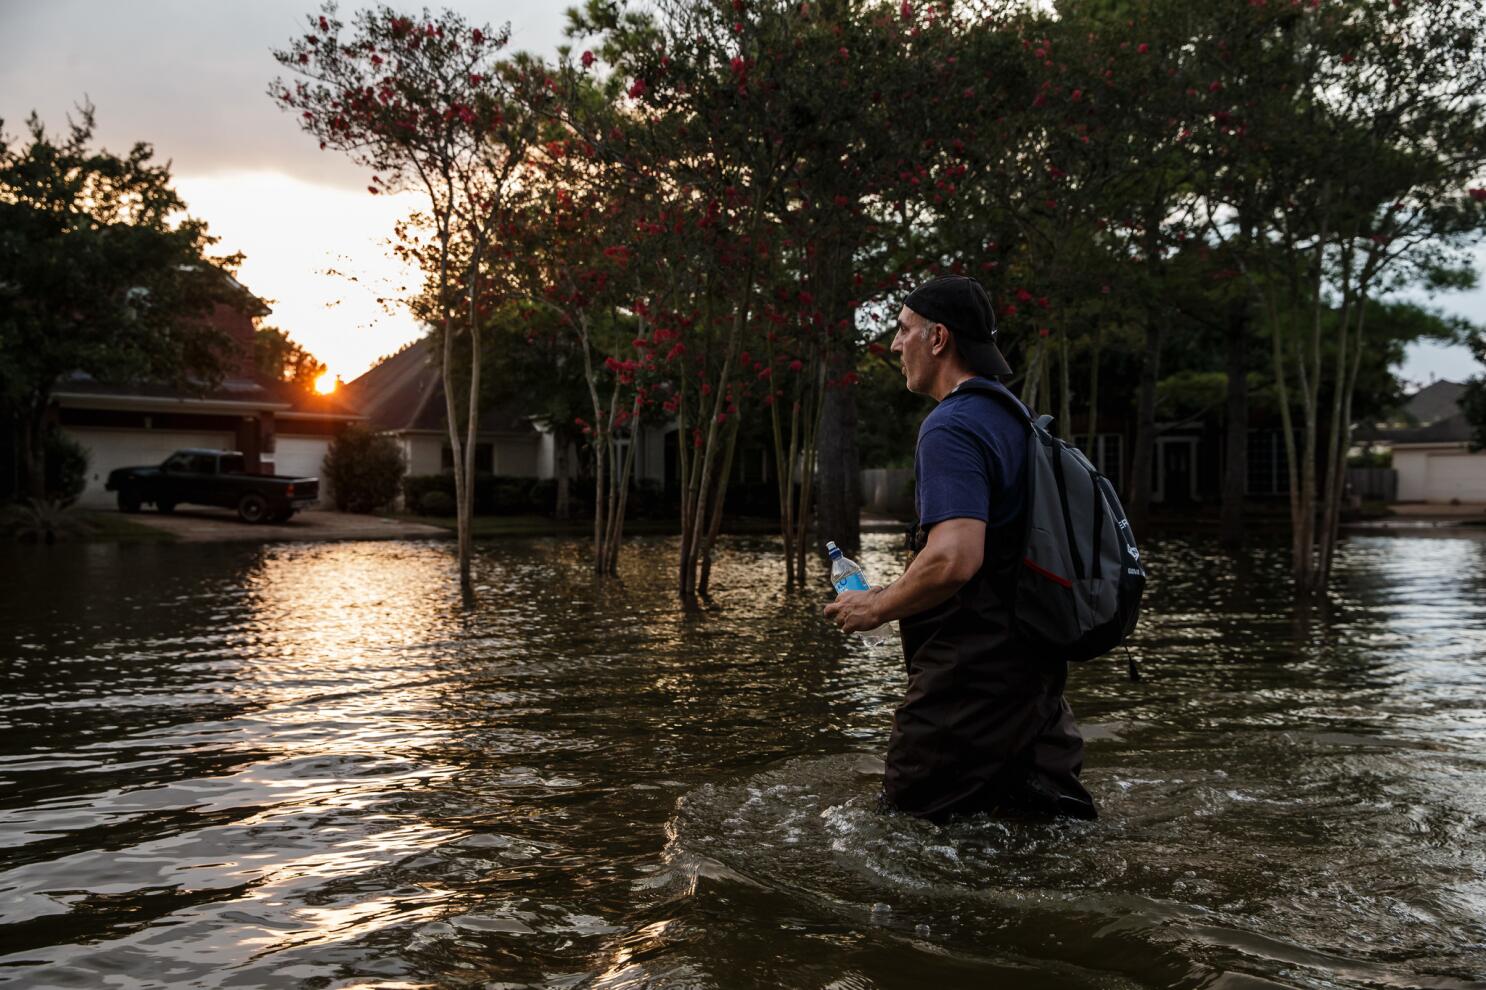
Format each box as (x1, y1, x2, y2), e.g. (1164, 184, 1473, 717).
(1, 532, 1483, 989)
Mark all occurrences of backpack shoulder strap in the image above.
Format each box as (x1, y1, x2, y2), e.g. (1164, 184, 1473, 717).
(947, 378, 1039, 430)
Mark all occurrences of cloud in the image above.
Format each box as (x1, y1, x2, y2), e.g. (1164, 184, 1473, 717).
(0, 0, 572, 191)
(175, 171, 428, 379)
(0, 0, 578, 378)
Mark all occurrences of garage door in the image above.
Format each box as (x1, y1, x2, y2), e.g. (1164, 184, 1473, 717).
(1425, 452, 1486, 503)
(269, 436, 332, 503)
(66, 428, 236, 508)
(270, 437, 329, 480)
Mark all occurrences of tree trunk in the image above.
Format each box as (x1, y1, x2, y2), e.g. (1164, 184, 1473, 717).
(1021, 335, 1045, 412)
(698, 417, 740, 596)
(1058, 330, 1073, 441)
(21, 402, 46, 501)
(461, 282, 483, 598)
(816, 362, 860, 557)
(434, 230, 472, 600)
(1220, 301, 1250, 548)
(554, 440, 571, 520)
(1084, 322, 1101, 460)
(1127, 314, 1162, 535)
(792, 361, 826, 586)
(593, 425, 609, 577)
(1317, 290, 1369, 588)
(603, 393, 644, 575)
(675, 404, 693, 599)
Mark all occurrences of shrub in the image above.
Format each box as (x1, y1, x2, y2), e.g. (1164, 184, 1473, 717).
(418, 489, 456, 516)
(403, 473, 554, 516)
(626, 478, 668, 519)
(44, 430, 90, 506)
(491, 476, 533, 514)
(321, 426, 406, 513)
(2, 499, 89, 544)
(401, 473, 454, 513)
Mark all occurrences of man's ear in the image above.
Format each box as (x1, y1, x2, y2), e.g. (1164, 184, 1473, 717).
(931, 325, 951, 357)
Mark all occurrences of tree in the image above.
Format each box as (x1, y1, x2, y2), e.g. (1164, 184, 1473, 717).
(554, 0, 795, 596)
(0, 103, 238, 500)
(1463, 326, 1486, 451)
(255, 324, 327, 392)
(501, 132, 664, 577)
(274, 4, 555, 600)
(1197, 0, 1486, 593)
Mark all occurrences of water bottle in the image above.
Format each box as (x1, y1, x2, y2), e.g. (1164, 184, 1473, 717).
(826, 541, 894, 646)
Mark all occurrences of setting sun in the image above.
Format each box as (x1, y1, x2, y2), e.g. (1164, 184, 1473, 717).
(314, 371, 337, 395)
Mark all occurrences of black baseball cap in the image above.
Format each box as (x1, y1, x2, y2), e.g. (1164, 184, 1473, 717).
(903, 275, 1012, 378)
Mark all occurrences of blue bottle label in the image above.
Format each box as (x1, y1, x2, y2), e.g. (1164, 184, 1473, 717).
(834, 572, 870, 594)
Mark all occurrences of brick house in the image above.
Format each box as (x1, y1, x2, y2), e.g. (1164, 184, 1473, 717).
(52, 275, 362, 509)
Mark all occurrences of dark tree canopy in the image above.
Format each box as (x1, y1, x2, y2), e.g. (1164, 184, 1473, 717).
(0, 102, 243, 498)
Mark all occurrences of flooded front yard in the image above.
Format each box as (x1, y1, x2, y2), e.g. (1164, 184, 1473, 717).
(1, 533, 1483, 988)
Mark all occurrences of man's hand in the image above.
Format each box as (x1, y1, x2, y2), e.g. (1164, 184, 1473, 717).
(824, 520, 985, 634)
(824, 588, 883, 633)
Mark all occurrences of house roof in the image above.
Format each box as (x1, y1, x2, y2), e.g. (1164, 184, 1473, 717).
(53, 372, 362, 420)
(1399, 380, 1466, 427)
(1366, 411, 1474, 446)
(1356, 380, 1475, 446)
(341, 338, 536, 436)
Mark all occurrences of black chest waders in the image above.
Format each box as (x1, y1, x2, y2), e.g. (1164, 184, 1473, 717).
(883, 523, 1097, 823)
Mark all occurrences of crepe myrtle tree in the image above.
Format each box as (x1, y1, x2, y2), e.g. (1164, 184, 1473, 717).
(0, 103, 238, 501)
(767, 0, 1015, 573)
(561, 0, 1014, 581)
(272, 4, 554, 599)
(557, 0, 799, 600)
(500, 139, 674, 576)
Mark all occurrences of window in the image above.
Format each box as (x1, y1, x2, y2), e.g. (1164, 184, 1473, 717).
(442, 443, 493, 472)
(1246, 430, 1293, 495)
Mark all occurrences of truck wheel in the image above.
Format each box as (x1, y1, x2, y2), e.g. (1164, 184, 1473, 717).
(157, 500, 176, 514)
(117, 491, 141, 513)
(237, 493, 269, 524)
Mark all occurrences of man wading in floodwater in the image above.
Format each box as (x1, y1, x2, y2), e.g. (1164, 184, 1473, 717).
(824, 275, 1097, 823)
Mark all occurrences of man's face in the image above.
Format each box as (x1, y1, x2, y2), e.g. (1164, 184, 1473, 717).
(890, 305, 942, 395)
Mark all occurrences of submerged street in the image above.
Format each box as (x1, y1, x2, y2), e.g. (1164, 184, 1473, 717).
(1, 533, 1483, 988)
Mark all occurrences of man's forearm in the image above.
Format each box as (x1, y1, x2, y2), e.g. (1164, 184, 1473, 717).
(824, 519, 984, 634)
(873, 549, 968, 623)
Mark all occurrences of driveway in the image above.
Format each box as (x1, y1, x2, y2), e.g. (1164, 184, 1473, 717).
(107, 507, 450, 543)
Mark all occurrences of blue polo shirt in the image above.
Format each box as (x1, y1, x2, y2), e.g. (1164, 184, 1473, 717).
(915, 377, 1028, 531)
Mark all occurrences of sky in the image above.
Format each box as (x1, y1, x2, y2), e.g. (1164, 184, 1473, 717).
(2, 0, 1484, 386)
(0, 0, 574, 380)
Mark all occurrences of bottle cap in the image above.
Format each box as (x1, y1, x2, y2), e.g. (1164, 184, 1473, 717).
(825, 541, 842, 559)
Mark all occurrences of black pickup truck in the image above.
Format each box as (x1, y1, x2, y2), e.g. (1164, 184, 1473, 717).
(106, 449, 319, 523)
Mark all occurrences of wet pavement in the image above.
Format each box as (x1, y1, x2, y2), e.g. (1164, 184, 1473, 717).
(102, 506, 450, 542)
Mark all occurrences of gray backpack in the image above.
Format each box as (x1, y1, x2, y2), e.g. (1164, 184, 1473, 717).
(962, 381, 1147, 663)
